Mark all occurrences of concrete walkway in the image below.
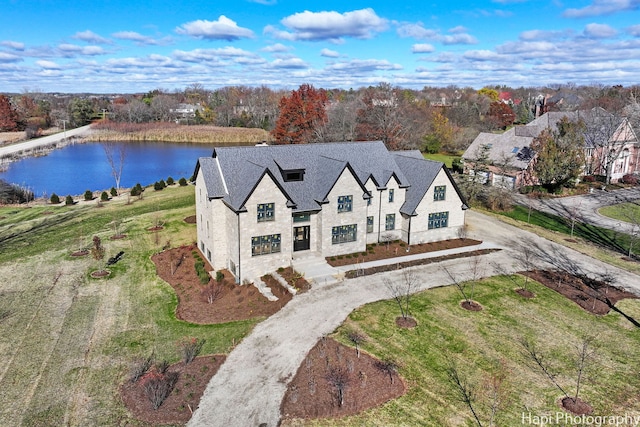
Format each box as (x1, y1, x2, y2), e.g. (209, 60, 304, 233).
(0, 125, 92, 158)
(187, 210, 640, 427)
(515, 187, 640, 235)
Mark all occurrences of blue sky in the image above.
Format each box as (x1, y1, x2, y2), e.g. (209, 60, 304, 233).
(1, 0, 640, 93)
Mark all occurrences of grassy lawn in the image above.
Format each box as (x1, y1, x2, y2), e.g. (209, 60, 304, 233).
(499, 205, 639, 258)
(292, 276, 640, 426)
(599, 200, 640, 223)
(422, 152, 460, 168)
(0, 185, 257, 426)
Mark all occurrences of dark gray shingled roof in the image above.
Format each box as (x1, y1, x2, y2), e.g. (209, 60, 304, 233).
(195, 141, 459, 215)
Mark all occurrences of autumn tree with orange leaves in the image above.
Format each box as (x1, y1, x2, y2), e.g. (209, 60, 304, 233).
(271, 84, 328, 144)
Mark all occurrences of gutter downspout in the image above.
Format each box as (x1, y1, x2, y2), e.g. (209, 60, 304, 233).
(407, 215, 412, 247)
(237, 212, 241, 284)
(377, 189, 383, 243)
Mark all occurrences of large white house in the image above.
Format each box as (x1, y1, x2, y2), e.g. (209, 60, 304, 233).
(194, 141, 468, 283)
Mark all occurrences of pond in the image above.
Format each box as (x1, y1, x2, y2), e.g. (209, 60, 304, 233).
(0, 141, 219, 197)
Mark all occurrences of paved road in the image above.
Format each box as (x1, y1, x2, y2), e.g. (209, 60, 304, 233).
(187, 210, 640, 427)
(0, 125, 92, 158)
(515, 187, 640, 235)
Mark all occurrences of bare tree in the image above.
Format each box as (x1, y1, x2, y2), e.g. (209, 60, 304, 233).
(326, 366, 350, 407)
(443, 265, 471, 304)
(375, 358, 399, 384)
(346, 331, 366, 358)
(103, 142, 126, 196)
(447, 364, 484, 427)
(383, 269, 418, 320)
(521, 336, 595, 408)
(202, 281, 223, 304)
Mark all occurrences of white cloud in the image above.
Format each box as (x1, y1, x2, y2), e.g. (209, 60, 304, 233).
(463, 50, 501, 61)
(176, 16, 254, 41)
(396, 22, 476, 45)
(173, 47, 258, 63)
(320, 48, 340, 58)
(73, 30, 111, 44)
(262, 43, 291, 53)
(58, 43, 106, 56)
(270, 8, 388, 42)
(563, 0, 640, 18)
(519, 29, 569, 41)
(627, 25, 640, 37)
(441, 33, 478, 45)
(411, 43, 435, 53)
(36, 60, 61, 69)
(396, 22, 438, 39)
(1, 40, 25, 50)
(0, 52, 22, 63)
(326, 59, 403, 73)
(112, 31, 169, 46)
(583, 23, 618, 38)
(270, 57, 308, 69)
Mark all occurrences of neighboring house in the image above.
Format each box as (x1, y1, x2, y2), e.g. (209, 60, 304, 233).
(194, 141, 468, 283)
(462, 110, 640, 188)
(170, 103, 203, 121)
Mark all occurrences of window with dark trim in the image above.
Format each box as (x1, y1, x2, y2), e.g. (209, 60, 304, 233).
(434, 185, 446, 201)
(337, 195, 353, 213)
(388, 189, 394, 203)
(331, 224, 357, 244)
(385, 213, 395, 230)
(367, 216, 374, 233)
(251, 234, 281, 256)
(257, 203, 275, 222)
(428, 212, 449, 229)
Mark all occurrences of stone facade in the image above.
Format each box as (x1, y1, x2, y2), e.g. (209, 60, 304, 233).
(194, 142, 468, 283)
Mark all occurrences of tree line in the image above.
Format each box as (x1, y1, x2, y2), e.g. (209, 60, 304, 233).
(2, 83, 639, 155)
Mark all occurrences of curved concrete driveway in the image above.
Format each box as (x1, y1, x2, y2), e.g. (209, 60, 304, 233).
(516, 187, 640, 235)
(188, 210, 640, 427)
(0, 125, 92, 158)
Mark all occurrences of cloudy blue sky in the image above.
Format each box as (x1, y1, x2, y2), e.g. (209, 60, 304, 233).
(1, 0, 640, 93)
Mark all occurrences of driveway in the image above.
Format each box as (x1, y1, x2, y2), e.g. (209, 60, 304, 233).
(187, 210, 640, 427)
(0, 125, 92, 158)
(515, 187, 640, 235)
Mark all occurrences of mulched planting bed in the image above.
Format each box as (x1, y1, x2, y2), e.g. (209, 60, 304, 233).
(121, 355, 225, 425)
(344, 248, 499, 278)
(151, 245, 292, 324)
(184, 215, 196, 224)
(460, 300, 483, 311)
(522, 269, 638, 315)
(395, 316, 417, 328)
(515, 288, 536, 299)
(277, 266, 312, 293)
(327, 238, 482, 267)
(281, 337, 406, 420)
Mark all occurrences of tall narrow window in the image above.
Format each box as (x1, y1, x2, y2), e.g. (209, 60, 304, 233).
(434, 185, 446, 201)
(385, 214, 395, 230)
(388, 189, 394, 203)
(428, 212, 449, 229)
(367, 216, 374, 233)
(337, 195, 353, 213)
(257, 203, 275, 222)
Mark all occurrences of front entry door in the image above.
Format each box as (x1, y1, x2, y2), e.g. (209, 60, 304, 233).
(293, 226, 310, 251)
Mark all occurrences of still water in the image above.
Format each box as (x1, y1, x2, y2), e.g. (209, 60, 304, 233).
(0, 141, 217, 197)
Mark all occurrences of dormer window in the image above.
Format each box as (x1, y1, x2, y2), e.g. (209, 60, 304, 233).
(283, 169, 304, 182)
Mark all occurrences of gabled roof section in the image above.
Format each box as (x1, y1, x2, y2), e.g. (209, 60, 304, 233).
(197, 141, 418, 213)
(393, 153, 468, 216)
(194, 157, 227, 199)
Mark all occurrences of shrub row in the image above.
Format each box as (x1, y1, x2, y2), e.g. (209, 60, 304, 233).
(192, 250, 211, 284)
